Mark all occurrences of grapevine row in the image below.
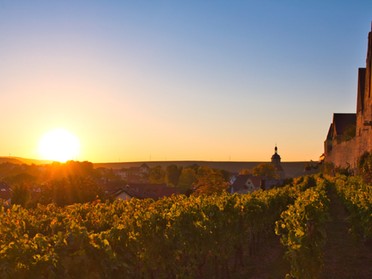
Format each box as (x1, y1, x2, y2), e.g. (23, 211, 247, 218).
(333, 175, 372, 240)
(2, 175, 359, 278)
(0, 187, 294, 278)
(275, 177, 330, 279)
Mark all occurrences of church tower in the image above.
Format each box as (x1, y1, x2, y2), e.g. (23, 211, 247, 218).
(271, 146, 285, 179)
(271, 146, 281, 165)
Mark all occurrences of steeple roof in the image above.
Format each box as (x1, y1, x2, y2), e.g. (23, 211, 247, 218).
(271, 145, 281, 161)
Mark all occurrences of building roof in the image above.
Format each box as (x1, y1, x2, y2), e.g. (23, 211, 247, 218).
(231, 175, 262, 192)
(332, 113, 356, 137)
(0, 182, 11, 200)
(114, 183, 180, 200)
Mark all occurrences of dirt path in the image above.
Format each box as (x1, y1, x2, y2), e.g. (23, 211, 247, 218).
(320, 187, 372, 279)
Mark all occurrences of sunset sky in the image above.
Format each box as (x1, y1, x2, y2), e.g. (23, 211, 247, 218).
(1, 1, 372, 163)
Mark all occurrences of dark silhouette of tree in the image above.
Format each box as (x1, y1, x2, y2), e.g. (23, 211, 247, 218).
(239, 168, 252, 175)
(149, 166, 165, 184)
(11, 183, 30, 207)
(42, 176, 103, 206)
(166, 165, 182, 187)
(252, 163, 279, 179)
(177, 168, 197, 190)
(6, 173, 36, 207)
(4, 173, 36, 185)
(193, 166, 228, 195)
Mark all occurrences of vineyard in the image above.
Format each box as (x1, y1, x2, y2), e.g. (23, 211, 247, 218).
(0, 175, 371, 278)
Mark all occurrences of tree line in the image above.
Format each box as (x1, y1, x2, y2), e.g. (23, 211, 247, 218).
(0, 160, 292, 208)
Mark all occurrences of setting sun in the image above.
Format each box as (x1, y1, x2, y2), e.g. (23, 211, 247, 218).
(38, 128, 80, 162)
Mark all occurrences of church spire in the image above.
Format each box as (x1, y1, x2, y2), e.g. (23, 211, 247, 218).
(271, 145, 284, 178)
(271, 145, 281, 164)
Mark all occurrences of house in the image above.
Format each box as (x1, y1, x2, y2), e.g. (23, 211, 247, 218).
(115, 163, 150, 183)
(0, 182, 11, 201)
(138, 163, 150, 175)
(113, 183, 180, 201)
(229, 175, 263, 194)
(230, 146, 286, 194)
(114, 189, 132, 201)
(101, 180, 127, 196)
(261, 178, 283, 190)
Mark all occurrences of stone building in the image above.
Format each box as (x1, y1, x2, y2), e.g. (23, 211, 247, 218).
(324, 24, 372, 168)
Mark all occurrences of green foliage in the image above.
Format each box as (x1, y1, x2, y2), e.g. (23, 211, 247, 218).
(177, 167, 197, 190)
(165, 165, 182, 187)
(1, 161, 104, 207)
(41, 176, 103, 206)
(0, 186, 294, 278)
(320, 161, 335, 176)
(294, 175, 317, 191)
(193, 166, 228, 195)
(275, 177, 330, 279)
(320, 161, 353, 177)
(6, 173, 35, 207)
(252, 163, 279, 179)
(148, 166, 165, 184)
(11, 183, 31, 207)
(358, 152, 372, 183)
(304, 161, 319, 172)
(239, 168, 252, 175)
(333, 175, 372, 240)
(1, 174, 370, 278)
(4, 173, 36, 185)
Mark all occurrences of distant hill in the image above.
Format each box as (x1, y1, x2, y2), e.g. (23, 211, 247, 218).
(0, 157, 50, 165)
(0, 157, 23, 164)
(0, 157, 317, 178)
(94, 160, 318, 178)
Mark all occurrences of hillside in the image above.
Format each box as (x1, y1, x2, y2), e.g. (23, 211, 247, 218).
(94, 160, 316, 178)
(0, 157, 317, 178)
(0, 157, 23, 164)
(0, 157, 50, 165)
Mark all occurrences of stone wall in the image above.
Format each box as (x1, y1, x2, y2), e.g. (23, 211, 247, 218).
(325, 138, 358, 169)
(357, 129, 371, 158)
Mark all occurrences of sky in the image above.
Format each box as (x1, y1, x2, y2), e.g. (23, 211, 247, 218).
(0, 0, 371, 163)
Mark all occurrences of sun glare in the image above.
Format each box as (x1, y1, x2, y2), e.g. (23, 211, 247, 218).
(38, 128, 80, 162)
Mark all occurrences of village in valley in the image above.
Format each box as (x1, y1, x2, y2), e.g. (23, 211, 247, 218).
(0, 145, 319, 206)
